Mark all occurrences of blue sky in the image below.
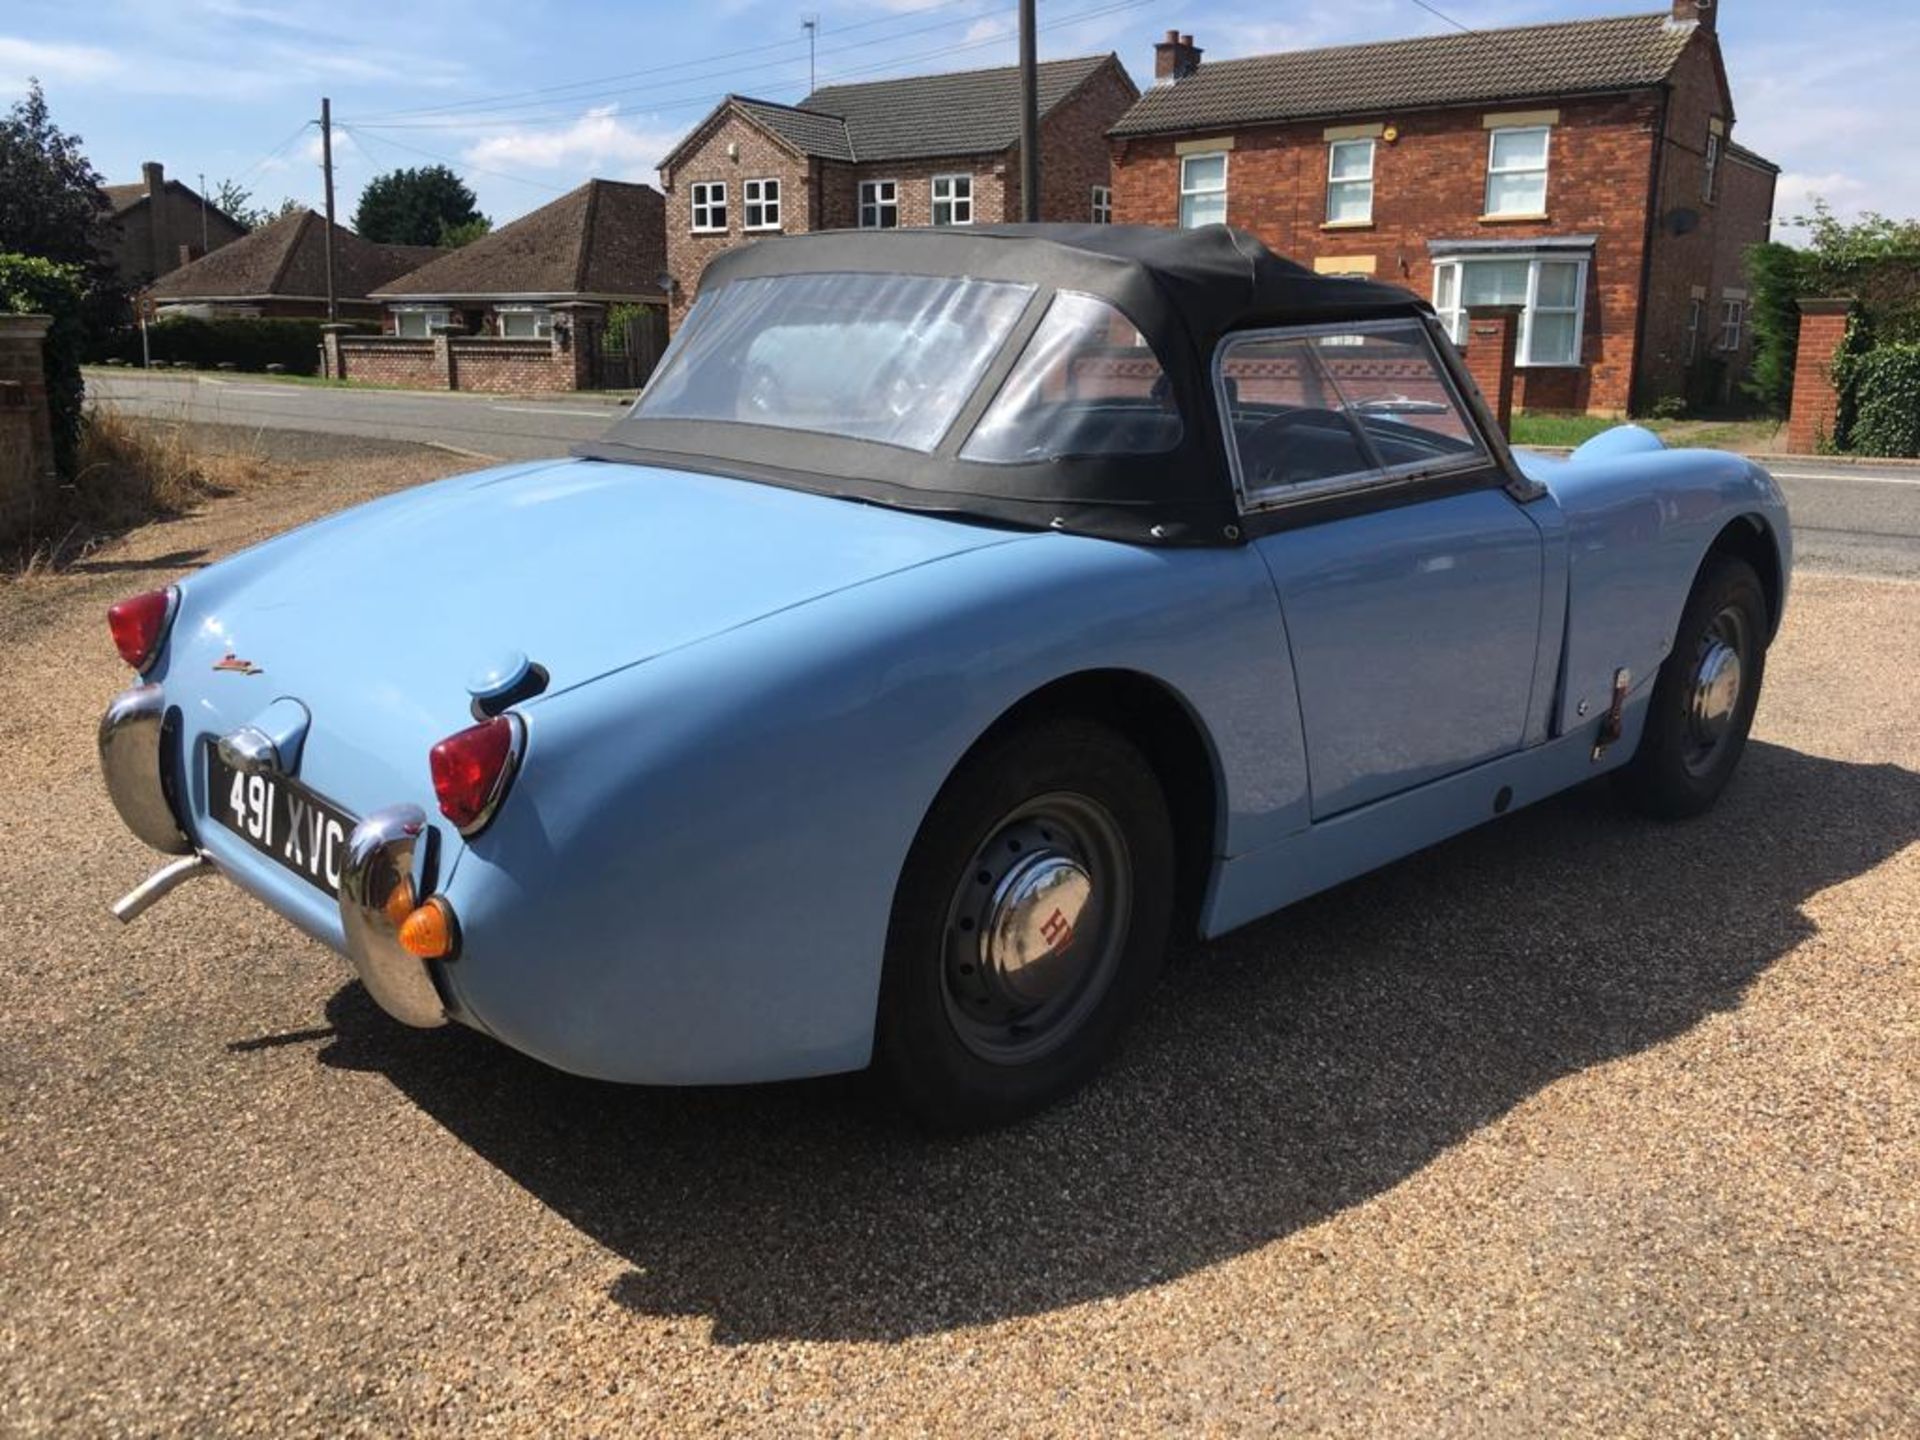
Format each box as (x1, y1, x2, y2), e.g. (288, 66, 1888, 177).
(2, 0, 1908, 238)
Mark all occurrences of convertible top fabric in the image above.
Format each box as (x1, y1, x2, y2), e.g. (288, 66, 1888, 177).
(586, 226, 1441, 545)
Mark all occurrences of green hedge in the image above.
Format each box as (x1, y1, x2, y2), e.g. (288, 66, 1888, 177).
(0, 253, 87, 479)
(92, 316, 373, 375)
(1845, 341, 1920, 457)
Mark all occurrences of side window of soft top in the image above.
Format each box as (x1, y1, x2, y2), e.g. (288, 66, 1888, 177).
(961, 292, 1183, 464)
(1216, 320, 1490, 507)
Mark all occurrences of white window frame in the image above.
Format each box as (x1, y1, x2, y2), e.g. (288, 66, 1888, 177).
(1432, 252, 1588, 367)
(1685, 297, 1703, 364)
(1178, 151, 1228, 229)
(743, 177, 781, 231)
(930, 173, 973, 227)
(1483, 126, 1551, 218)
(1213, 318, 1494, 513)
(495, 305, 553, 340)
(690, 181, 727, 233)
(393, 306, 450, 339)
(858, 179, 898, 229)
(1325, 138, 1375, 224)
(1702, 130, 1721, 204)
(1090, 185, 1112, 224)
(1719, 298, 1744, 352)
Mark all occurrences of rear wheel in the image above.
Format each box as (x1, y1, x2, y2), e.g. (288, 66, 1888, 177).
(876, 718, 1175, 1130)
(1617, 555, 1768, 819)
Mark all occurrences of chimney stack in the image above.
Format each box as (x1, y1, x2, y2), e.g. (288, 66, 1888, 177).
(1670, 0, 1715, 33)
(1154, 29, 1202, 84)
(142, 161, 165, 198)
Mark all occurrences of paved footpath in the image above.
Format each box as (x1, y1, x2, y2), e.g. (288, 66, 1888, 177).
(88, 370, 1920, 579)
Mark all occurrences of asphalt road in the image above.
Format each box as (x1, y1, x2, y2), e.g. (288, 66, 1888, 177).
(1, 432, 1915, 1434)
(88, 370, 1920, 579)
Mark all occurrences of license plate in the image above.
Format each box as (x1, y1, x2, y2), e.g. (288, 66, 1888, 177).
(206, 744, 357, 898)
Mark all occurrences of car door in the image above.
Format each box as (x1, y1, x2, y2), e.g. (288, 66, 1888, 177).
(1219, 318, 1546, 819)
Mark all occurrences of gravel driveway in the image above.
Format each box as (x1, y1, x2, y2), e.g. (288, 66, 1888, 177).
(2, 433, 1915, 1436)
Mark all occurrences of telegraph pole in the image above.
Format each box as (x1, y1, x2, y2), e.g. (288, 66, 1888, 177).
(320, 97, 338, 322)
(1018, 0, 1038, 222)
(198, 171, 209, 250)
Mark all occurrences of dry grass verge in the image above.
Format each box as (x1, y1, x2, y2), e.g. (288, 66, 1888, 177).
(4, 409, 268, 576)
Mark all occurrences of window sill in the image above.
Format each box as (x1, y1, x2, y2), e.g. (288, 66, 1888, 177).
(1320, 219, 1374, 230)
(744, 224, 782, 233)
(1515, 361, 1584, 370)
(690, 227, 728, 235)
(1479, 212, 1550, 224)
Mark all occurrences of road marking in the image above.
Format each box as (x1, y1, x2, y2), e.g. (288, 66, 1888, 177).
(222, 387, 322, 397)
(487, 405, 610, 419)
(1770, 470, 1920, 487)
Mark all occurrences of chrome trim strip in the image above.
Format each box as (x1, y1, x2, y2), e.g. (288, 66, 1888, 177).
(338, 804, 447, 1028)
(98, 684, 193, 855)
(111, 852, 213, 923)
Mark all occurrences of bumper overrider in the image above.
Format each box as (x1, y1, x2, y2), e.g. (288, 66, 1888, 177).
(99, 682, 451, 1028)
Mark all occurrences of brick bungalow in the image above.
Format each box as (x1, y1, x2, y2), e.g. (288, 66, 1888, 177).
(145, 208, 440, 321)
(659, 54, 1138, 326)
(1108, 2, 1778, 414)
(99, 162, 247, 290)
(368, 178, 666, 344)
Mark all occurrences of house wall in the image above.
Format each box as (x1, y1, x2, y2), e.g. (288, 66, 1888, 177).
(1036, 60, 1137, 224)
(1111, 91, 1663, 414)
(105, 171, 247, 290)
(1108, 28, 1764, 415)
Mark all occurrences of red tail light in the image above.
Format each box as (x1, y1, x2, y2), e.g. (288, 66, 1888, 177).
(107, 587, 178, 671)
(429, 715, 523, 835)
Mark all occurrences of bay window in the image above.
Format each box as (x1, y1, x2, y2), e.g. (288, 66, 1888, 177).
(1432, 252, 1587, 367)
(1178, 152, 1227, 229)
(1484, 126, 1550, 217)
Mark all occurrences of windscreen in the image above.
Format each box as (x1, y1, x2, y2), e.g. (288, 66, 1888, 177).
(632, 272, 1034, 453)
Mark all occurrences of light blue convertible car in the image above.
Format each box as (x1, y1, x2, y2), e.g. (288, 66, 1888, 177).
(100, 226, 1789, 1128)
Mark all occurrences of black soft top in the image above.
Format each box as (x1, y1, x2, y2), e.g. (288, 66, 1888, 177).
(585, 225, 1439, 545)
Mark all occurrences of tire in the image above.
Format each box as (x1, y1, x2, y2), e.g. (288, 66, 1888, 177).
(1617, 554, 1768, 820)
(875, 717, 1176, 1131)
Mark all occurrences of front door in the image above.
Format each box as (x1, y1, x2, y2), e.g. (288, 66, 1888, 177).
(1219, 320, 1545, 819)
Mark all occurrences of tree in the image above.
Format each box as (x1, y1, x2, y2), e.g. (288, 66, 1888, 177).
(210, 178, 305, 232)
(0, 81, 108, 267)
(353, 166, 485, 246)
(437, 215, 492, 248)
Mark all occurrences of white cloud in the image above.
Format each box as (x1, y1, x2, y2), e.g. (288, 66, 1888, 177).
(465, 105, 684, 181)
(963, 18, 1007, 45)
(0, 35, 122, 89)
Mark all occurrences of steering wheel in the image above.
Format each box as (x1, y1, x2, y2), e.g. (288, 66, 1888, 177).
(1241, 410, 1357, 489)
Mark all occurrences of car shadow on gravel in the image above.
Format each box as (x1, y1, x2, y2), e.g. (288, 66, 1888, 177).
(312, 741, 1919, 1344)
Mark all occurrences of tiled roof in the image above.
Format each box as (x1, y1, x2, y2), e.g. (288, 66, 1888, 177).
(147, 209, 441, 301)
(1111, 12, 1697, 137)
(372, 179, 666, 299)
(801, 54, 1124, 161)
(735, 98, 855, 163)
(1726, 140, 1779, 172)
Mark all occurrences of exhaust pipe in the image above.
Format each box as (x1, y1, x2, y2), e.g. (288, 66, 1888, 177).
(112, 852, 214, 923)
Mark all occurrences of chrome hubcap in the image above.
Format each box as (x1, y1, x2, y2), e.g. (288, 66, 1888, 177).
(943, 794, 1130, 1064)
(1683, 605, 1748, 773)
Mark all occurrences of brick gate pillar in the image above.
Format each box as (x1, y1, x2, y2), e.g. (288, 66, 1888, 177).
(1787, 297, 1856, 453)
(0, 313, 58, 546)
(551, 302, 605, 390)
(320, 323, 354, 380)
(1463, 304, 1522, 436)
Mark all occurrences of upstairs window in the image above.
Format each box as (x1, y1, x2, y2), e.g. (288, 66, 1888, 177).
(691, 181, 727, 233)
(931, 174, 973, 226)
(744, 178, 781, 231)
(1178, 152, 1227, 228)
(1719, 298, 1745, 352)
(1326, 138, 1375, 224)
(1484, 126, 1549, 217)
(859, 179, 899, 229)
(1091, 185, 1112, 224)
(1702, 129, 1721, 203)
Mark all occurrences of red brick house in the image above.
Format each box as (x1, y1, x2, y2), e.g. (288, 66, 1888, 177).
(146, 208, 440, 321)
(99, 162, 247, 290)
(659, 54, 1138, 326)
(1108, 3, 1777, 414)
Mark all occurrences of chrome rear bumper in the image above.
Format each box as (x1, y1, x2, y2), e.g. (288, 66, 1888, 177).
(99, 684, 192, 854)
(339, 805, 448, 1028)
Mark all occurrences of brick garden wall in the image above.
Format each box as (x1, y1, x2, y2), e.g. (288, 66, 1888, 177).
(327, 332, 593, 393)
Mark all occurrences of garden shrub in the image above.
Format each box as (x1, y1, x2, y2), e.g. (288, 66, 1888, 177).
(91, 316, 373, 375)
(1844, 341, 1920, 457)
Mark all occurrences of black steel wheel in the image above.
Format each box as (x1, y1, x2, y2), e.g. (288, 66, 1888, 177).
(876, 717, 1175, 1130)
(1617, 554, 1768, 819)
